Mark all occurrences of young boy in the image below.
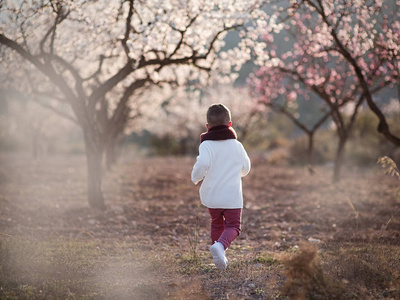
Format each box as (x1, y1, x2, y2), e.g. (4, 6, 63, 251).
(191, 103, 251, 270)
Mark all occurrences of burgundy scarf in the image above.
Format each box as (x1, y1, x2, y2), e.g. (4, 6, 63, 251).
(200, 125, 237, 143)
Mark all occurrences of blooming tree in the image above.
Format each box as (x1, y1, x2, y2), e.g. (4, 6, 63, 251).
(249, 68, 331, 171)
(249, 0, 400, 180)
(0, 0, 267, 209)
(291, 0, 399, 142)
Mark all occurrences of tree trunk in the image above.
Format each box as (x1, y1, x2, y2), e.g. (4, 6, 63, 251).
(333, 136, 347, 183)
(105, 133, 125, 170)
(84, 132, 105, 210)
(397, 80, 400, 116)
(105, 142, 117, 170)
(105, 138, 119, 170)
(306, 131, 315, 174)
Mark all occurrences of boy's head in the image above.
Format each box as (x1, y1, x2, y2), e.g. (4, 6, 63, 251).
(206, 103, 232, 129)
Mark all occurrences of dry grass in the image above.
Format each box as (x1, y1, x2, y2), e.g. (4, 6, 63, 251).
(281, 242, 348, 300)
(1, 153, 400, 299)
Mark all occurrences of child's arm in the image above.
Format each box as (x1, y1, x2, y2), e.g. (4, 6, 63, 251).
(191, 143, 211, 185)
(241, 146, 251, 177)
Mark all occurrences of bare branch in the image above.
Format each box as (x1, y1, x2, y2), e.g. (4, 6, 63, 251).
(110, 77, 149, 124)
(24, 69, 79, 125)
(88, 60, 134, 103)
(192, 62, 212, 72)
(348, 93, 365, 132)
(267, 101, 312, 134)
(197, 23, 242, 61)
(33, 98, 79, 125)
(51, 55, 85, 99)
(168, 13, 200, 58)
(311, 110, 331, 131)
(39, 2, 70, 57)
(32, 91, 68, 103)
(121, 0, 135, 59)
(82, 54, 119, 81)
(0, 33, 77, 102)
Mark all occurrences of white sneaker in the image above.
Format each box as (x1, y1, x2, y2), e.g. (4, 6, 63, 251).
(210, 242, 227, 270)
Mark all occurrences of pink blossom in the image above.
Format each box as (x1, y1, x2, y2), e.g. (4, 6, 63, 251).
(287, 90, 297, 101)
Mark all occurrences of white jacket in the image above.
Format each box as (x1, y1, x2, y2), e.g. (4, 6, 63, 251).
(191, 139, 251, 209)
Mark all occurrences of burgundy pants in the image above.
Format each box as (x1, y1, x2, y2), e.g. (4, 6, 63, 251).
(208, 208, 242, 250)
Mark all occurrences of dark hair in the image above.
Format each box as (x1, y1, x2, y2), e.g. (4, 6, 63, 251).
(206, 103, 231, 128)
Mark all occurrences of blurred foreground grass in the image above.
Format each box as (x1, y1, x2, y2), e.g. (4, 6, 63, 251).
(0, 235, 170, 299)
(0, 236, 100, 299)
(1, 235, 400, 299)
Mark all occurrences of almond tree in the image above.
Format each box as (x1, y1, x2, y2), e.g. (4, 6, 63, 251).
(249, 36, 390, 181)
(283, 0, 400, 144)
(0, 0, 267, 210)
(249, 0, 400, 181)
(248, 66, 331, 172)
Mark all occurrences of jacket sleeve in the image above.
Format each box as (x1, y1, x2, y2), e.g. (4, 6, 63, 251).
(191, 143, 211, 185)
(241, 145, 251, 177)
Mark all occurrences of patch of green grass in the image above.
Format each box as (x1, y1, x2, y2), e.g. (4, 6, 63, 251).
(178, 252, 216, 275)
(254, 254, 279, 265)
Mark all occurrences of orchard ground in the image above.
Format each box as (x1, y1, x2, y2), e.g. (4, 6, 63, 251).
(0, 151, 399, 299)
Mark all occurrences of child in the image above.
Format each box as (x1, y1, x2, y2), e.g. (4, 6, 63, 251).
(191, 103, 251, 270)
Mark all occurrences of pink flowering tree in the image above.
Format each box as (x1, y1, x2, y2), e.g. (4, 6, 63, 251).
(0, 0, 267, 209)
(248, 67, 331, 172)
(249, 0, 400, 181)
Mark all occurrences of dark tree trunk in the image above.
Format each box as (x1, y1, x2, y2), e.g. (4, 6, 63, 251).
(397, 81, 400, 110)
(328, 28, 400, 146)
(306, 131, 315, 174)
(84, 132, 105, 210)
(333, 136, 347, 183)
